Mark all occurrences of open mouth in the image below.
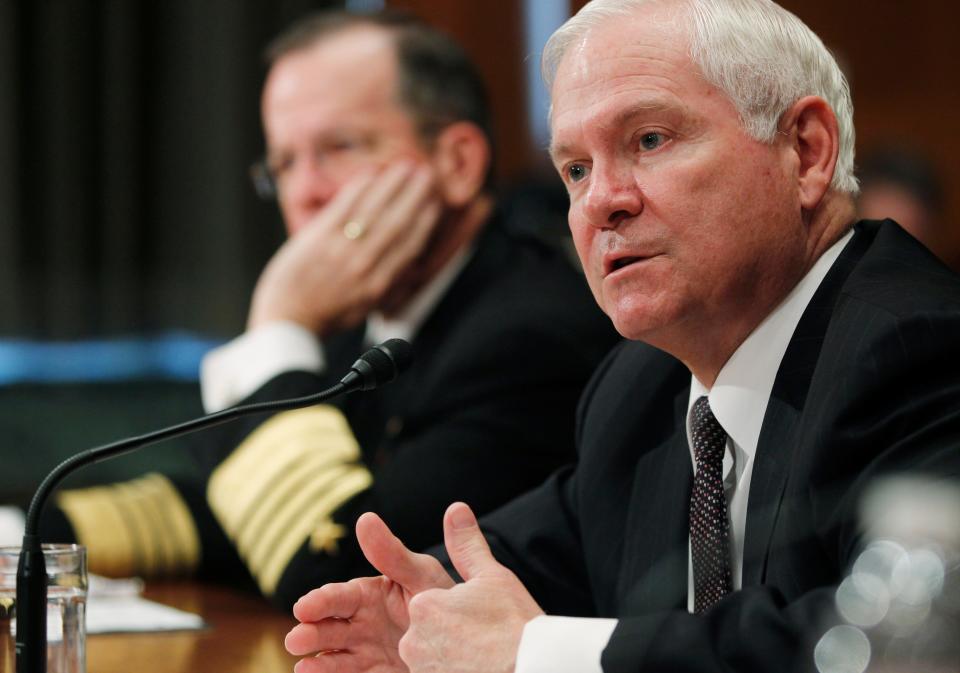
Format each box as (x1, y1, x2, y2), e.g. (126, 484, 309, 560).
(608, 256, 645, 274)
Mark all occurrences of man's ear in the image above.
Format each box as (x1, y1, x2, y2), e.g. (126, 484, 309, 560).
(431, 121, 492, 207)
(780, 96, 840, 211)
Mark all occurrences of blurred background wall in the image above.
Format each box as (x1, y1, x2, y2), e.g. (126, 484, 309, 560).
(1, 0, 957, 339)
(0, 0, 957, 500)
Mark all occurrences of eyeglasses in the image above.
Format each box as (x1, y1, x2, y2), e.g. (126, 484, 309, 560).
(249, 159, 278, 201)
(249, 132, 384, 202)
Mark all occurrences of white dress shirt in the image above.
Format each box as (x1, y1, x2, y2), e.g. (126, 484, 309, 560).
(0, 506, 25, 546)
(200, 246, 471, 413)
(514, 230, 853, 673)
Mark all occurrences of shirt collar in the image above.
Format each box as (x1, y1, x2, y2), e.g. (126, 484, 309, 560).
(365, 243, 474, 346)
(687, 229, 854, 463)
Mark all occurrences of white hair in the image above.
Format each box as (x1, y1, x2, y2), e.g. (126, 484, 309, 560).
(543, 0, 859, 194)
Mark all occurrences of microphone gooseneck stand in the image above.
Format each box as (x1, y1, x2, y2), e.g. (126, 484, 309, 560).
(15, 338, 413, 673)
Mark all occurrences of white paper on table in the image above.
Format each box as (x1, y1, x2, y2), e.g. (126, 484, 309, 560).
(86, 574, 206, 635)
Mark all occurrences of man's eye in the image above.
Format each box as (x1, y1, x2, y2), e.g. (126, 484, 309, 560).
(268, 156, 294, 177)
(326, 133, 376, 157)
(327, 138, 360, 153)
(639, 132, 666, 151)
(566, 163, 589, 183)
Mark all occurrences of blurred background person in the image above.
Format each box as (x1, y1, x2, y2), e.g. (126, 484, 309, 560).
(857, 146, 959, 272)
(7, 9, 617, 610)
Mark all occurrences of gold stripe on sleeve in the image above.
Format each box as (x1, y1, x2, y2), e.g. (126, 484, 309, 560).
(245, 462, 353, 570)
(56, 473, 200, 577)
(58, 485, 139, 577)
(237, 455, 348, 558)
(112, 480, 160, 575)
(208, 406, 362, 535)
(207, 406, 373, 596)
(134, 473, 201, 574)
(255, 466, 372, 595)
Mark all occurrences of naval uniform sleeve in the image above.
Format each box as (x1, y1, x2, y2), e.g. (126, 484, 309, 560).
(200, 321, 326, 412)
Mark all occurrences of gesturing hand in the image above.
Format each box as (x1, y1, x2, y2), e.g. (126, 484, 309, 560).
(248, 160, 443, 336)
(285, 512, 454, 673)
(399, 503, 545, 673)
(285, 503, 544, 673)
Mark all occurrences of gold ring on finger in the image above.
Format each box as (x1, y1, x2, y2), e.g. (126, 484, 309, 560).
(343, 220, 367, 240)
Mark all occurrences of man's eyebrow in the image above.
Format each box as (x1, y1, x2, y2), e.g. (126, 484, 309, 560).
(548, 142, 572, 165)
(549, 97, 690, 163)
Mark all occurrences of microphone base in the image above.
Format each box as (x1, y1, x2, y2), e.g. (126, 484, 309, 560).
(16, 534, 47, 673)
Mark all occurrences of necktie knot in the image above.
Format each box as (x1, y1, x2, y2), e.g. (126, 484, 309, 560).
(691, 396, 726, 466)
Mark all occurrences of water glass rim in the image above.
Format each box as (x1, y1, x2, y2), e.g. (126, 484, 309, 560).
(0, 543, 85, 557)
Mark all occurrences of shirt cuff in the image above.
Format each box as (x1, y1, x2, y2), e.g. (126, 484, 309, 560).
(0, 506, 25, 547)
(200, 321, 326, 412)
(514, 615, 618, 673)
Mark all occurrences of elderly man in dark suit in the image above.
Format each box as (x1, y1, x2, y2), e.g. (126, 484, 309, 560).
(284, 0, 960, 671)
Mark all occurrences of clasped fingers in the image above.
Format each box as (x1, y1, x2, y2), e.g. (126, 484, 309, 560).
(398, 588, 450, 673)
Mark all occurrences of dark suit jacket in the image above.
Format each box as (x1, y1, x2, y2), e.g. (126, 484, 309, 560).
(44, 217, 618, 609)
(478, 220, 960, 672)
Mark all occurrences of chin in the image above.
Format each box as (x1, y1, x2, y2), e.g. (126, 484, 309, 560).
(607, 311, 654, 342)
(605, 296, 681, 344)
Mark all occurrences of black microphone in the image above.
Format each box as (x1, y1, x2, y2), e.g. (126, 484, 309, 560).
(15, 339, 413, 673)
(340, 338, 414, 391)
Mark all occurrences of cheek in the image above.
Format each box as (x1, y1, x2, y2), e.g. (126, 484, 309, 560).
(644, 148, 782, 252)
(279, 198, 305, 236)
(568, 214, 606, 307)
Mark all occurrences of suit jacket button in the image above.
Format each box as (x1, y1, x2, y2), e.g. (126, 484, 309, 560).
(384, 416, 404, 437)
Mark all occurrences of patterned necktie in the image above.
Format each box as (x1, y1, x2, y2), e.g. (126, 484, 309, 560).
(689, 395, 733, 613)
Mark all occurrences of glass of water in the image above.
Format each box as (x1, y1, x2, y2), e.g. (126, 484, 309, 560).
(0, 544, 87, 673)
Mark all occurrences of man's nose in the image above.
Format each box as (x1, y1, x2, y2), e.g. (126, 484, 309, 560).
(581, 163, 643, 229)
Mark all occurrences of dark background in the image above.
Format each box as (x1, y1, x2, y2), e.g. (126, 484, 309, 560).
(1, 0, 957, 339)
(1, 0, 957, 501)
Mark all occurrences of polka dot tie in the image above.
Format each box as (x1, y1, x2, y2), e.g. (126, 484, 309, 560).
(689, 396, 733, 613)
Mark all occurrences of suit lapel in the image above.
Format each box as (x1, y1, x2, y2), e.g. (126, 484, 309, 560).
(742, 388, 801, 585)
(620, 390, 693, 612)
(743, 224, 874, 585)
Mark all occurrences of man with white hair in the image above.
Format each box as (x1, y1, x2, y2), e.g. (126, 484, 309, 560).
(283, 0, 960, 671)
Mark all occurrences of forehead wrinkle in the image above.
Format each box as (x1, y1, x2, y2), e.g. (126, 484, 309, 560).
(550, 50, 698, 130)
(563, 44, 698, 98)
(548, 6, 705, 163)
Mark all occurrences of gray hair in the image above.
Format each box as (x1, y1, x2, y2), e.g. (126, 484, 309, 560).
(267, 10, 492, 145)
(543, 0, 858, 194)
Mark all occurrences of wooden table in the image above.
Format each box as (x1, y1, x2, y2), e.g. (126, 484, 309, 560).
(87, 582, 297, 673)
